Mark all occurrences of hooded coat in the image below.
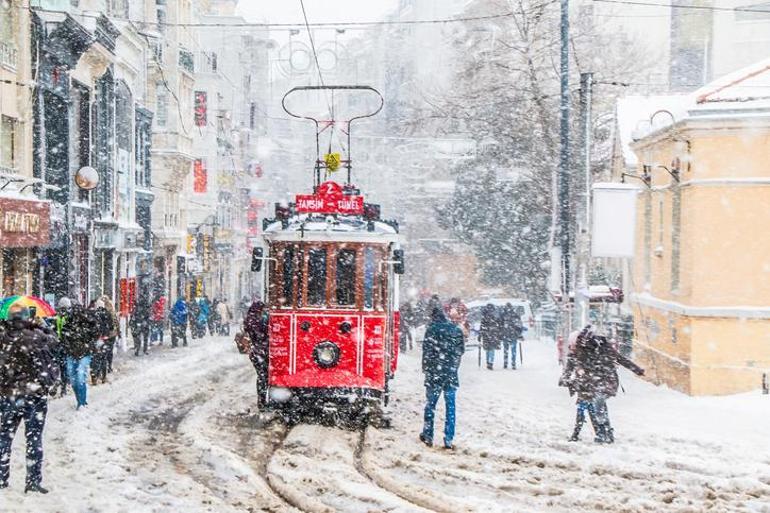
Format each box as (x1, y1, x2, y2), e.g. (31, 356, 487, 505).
(169, 299, 188, 326)
(478, 305, 502, 350)
(0, 318, 60, 397)
(422, 308, 465, 389)
(59, 306, 100, 359)
(244, 302, 269, 360)
(560, 332, 644, 400)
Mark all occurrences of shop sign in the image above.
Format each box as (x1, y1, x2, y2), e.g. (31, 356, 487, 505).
(0, 197, 51, 247)
(71, 205, 90, 232)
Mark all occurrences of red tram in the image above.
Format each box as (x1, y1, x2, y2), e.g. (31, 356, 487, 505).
(251, 86, 403, 419)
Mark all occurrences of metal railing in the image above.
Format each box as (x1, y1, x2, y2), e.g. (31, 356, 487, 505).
(0, 41, 18, 71)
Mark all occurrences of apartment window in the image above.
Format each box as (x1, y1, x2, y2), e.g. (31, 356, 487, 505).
(643, 192, 652, 286)
(157, 7, 167, 33)
(249, 102, 257, 130)
(0, 1, 13, 46)
(658, 198, 664, 247)
(156, 82, 168, 127)
(210, 52, 218, 72)
(671, 186, 682, 292)
(107, 0, 129, 19)
(0, 116, 17, 171)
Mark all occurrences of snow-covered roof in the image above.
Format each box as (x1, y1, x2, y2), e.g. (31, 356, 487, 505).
(695, 57, 770, 105)
(615, 95, 693, 167)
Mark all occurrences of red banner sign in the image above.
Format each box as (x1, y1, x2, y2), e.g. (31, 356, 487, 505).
(193, 159, 207, 193)
(0, 197, 51, 248)
(295, 181, 364, 215)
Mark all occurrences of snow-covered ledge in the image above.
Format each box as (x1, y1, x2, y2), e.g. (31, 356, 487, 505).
(632, 292, 770, 319)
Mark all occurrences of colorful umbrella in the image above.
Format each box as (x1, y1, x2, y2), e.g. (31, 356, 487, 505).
(0, 295, 56, 319)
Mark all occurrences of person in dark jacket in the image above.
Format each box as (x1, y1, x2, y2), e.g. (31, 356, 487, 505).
(89, 297, 119, 384)
(479, 304, 501, 370)
(130, 297, 151, 356)
(200, 296, 214, 336)
(188, 300, 201, 339)
(559, 326, 645, 443)
(0, 305, 60, 493)
(59, 304, 99, 409)
(53, 297, 73, 396)
(244, 300, 269, 408)
(169, 297, 188, 348)
(420, 306, 465, 450)
(500, 303, 523, 370)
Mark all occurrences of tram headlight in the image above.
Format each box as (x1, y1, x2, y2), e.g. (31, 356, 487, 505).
(313, 341, 341, 368)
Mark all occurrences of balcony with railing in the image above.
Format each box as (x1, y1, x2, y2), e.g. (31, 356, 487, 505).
(178, 48, 194, 74)
(0, 41, 18, 71)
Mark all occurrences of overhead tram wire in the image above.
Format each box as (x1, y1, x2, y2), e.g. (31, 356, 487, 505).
(24, 2, 560, 30)
(298, 0, 348, 169)
(591, 0, 770, 14)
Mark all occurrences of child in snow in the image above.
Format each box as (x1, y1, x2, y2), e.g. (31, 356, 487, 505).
(559, 325, 645, 443)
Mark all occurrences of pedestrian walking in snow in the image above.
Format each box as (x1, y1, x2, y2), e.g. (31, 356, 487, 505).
(0, 305, 60, 494)
(399, 301, 415, 352)
(558, 326, 645, 443)
(244, 300, 269, 408)
(169, 297, 188, 348)
(216, 299, 232, 336)
(150, 295, 167, 345)
(130, 297, 151, 356)
(500, 303, 523, 370)
(444, 297, 470, 340)
(188, 300, 201, 339)
(479, 304, 501, 370)
(90, 298, 118, 385)
(196, 296, 212, 338)
(420, 306, 465, 450)
(200, 296, 215, 336)
(58, 304, 99, 409)
(53, 297, 73, 396)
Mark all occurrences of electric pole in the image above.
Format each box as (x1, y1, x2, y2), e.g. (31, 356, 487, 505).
(558, 0, 571, 334)
(576, 72, 593, 327)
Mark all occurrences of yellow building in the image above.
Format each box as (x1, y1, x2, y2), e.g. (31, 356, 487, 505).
(626, 60, 770, 395)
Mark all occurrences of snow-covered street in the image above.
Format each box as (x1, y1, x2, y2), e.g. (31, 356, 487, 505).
(3, 335, 769, 513)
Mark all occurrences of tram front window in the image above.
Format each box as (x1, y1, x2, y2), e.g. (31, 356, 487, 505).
(307, 247, 327, 306)
(336, 249, 357, 306)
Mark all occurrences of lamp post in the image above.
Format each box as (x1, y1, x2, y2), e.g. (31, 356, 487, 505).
(74, 166, 99, 303)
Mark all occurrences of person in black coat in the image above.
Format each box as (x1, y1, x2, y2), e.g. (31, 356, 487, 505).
(59, 304, 100, 409)
(500, 303, 523, 370)
(0, 305, 60, 493)
(244, 301, 269, 408)
(420, 306, 465, 449)
(559, 326, 645, 443)
(130, 297, 151, 356)
(479, 304, 501, 370)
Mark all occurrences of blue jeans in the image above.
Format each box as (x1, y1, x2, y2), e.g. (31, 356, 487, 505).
(504, 340, 518, 368)
(422, 386, 456, 446)
(486, 349, 495, 367)
(66, 355, 92, 408)
(0, 395, 48, 487)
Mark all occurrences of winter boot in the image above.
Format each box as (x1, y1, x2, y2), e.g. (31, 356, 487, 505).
(569, 410, 585, 442)
(25, 484, 49, 494)
(0, 481, 8, 489)
(594, 423, 615, 444)
(486, 363, 493, 370)
(419, 433, 433, 447)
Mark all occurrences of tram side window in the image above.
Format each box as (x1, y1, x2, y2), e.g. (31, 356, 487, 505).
(336, 249, 357, 306)
(281, 246, 294, 307)
(307, 247, 327, 306)
(363, 247, 376, 310)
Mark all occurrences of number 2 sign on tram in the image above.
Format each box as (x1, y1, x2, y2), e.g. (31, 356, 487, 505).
(250, 85, 404, 427)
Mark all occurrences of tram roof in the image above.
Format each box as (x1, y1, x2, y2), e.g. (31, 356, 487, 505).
(262, 216, 399, 243)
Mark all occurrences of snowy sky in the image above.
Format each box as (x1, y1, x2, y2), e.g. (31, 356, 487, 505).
(237, 0, 398, 24)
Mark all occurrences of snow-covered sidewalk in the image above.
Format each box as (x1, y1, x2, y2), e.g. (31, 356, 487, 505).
(3, 335, 769, 513)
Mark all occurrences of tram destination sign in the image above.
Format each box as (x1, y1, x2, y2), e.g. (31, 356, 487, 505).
(295, 180, 364, 215)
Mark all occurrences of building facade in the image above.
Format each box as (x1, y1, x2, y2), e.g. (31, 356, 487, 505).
(626, 60, 770, 395)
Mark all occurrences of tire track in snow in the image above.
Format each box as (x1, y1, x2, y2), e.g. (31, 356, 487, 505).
(265, 423, 449, 513)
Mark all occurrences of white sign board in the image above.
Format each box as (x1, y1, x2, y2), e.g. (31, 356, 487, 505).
(591, 183, 639, 258)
